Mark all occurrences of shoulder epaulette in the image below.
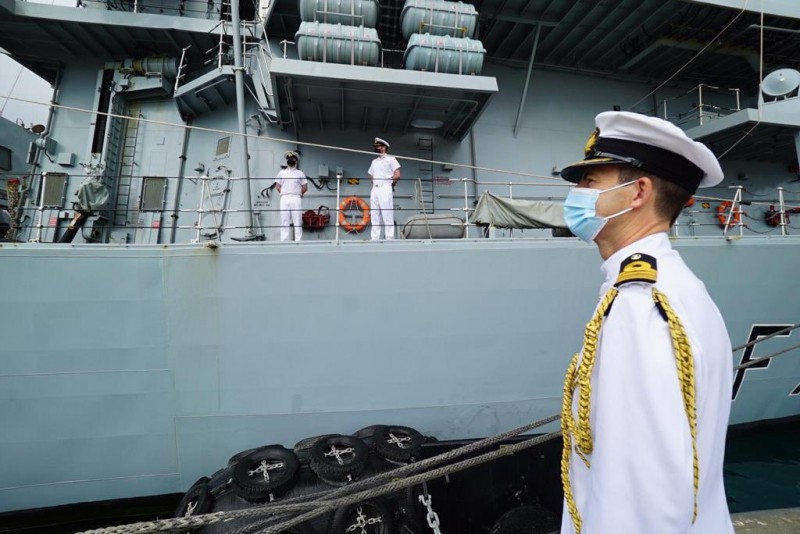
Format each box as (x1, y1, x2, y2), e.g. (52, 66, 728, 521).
(614, 253, 658, 287)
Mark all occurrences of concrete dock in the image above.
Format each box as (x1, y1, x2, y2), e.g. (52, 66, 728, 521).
(732, 508, 800, 533)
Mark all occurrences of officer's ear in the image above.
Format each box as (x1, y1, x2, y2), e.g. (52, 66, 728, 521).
(630, 176, 654, 209)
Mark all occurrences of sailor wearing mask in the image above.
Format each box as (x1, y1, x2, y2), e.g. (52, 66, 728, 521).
(367, 137, 401, 240)
(275, 151, 308, 241)
(558, 112, 734, 534)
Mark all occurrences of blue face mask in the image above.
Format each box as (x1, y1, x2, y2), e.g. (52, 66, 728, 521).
(563, 181, 635, 243)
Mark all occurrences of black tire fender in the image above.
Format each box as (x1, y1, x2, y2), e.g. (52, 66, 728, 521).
(208, 464, 235, 495)
(228, 446, 265, 466)
(232, 445, 300, 502)
(174, 476, 213, 518)
(309, 434, 369, 483)
(398, 484, 426, 531)
(373, 426, 424, 463)
(352, 424, 386, 450)
(329, 497, 395, 534)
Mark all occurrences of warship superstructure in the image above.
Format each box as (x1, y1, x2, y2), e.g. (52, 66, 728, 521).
(1, 0, 799, 514)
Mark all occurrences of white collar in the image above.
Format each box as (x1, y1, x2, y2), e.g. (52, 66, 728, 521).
(600, 232, 671, 291)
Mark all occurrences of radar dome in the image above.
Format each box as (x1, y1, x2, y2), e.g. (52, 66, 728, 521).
(761, 68, 800, 100)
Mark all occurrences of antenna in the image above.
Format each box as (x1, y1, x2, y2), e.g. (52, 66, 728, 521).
(761, 68, 800, 101)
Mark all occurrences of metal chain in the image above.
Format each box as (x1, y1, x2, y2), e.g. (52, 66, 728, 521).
(419, 484, 442, 534)
(325, 446, 355, 466)
(249, 460, 284, 482)
(81, 325, 800, 534)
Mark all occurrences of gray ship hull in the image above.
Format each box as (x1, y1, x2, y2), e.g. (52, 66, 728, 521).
(2, 237, 798, 512)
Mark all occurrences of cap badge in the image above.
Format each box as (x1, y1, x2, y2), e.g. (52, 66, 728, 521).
(584, 128, 600, 157)
(614, 253, 658, 287)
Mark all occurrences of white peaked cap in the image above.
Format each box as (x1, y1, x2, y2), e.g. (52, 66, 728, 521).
(561, 111, 724, 192)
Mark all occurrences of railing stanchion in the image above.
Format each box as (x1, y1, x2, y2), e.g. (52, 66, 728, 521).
(335, 176, 341, 244)
(463, 178, 470, 239)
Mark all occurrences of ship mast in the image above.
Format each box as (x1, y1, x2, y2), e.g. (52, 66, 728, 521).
(230, 0, 258, 240)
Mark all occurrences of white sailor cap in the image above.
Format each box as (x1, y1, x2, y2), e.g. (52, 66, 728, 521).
(373, 137, 390, 148)
(561, 111, 723, 192)
(284, 151, 299, 159)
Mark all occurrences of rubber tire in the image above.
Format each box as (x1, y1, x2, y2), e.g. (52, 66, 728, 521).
(294, 433, 340, 452)
(208, 464, 234, 494)
(174, 476, 213, 518)
(294, 433, 339, 462)
(373, 426, 424, 463)
(309, 434, 369, 483)
(228, 446, 265, 466)
(328, 497, 395, 534)
(232, 445, 300, 502)
(352, 424, 386, 449)
(397, 484, 425, 532)
(488, 504, 561, 534)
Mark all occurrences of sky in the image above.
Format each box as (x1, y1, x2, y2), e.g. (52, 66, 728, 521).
(0, 55, 53, 128)
(0, 0, 76, 127)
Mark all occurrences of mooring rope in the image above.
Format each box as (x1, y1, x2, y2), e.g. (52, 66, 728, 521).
(78, 327, 800, 534)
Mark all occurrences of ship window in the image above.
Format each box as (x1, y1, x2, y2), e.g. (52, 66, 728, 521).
(140, 177, 166, 211)
(215, 136, 231, 158)
(41, 173, 68, 208)
(0, 146, 11, 171)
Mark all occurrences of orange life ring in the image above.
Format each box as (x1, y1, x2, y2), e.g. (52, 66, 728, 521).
(717, 201, 741, 228)
(338, 196, 371, 232)
(685, 196, 696, 208)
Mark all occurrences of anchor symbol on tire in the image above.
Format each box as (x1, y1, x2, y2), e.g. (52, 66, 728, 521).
(325, 446, 356, 466)
(248, 460, 285, 483)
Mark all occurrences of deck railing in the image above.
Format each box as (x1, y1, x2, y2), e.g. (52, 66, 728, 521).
(4, 173, 800, 245)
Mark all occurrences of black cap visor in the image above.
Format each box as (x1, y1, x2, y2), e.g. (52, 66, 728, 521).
(560, 137, 704, 192)
(561, 156, 620, 183)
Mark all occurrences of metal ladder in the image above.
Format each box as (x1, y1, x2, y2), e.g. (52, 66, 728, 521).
(114, 103, 141, 228)
(100, 96, 130, 230)
(417, 136, 434, 213)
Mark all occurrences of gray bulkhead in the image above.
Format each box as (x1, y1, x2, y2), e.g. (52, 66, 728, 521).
(22, 60, 796, 245)
(11, 0, 799, 245)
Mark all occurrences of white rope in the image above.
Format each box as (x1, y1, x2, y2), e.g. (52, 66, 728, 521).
(0, 93, 563, 183)
(628, 0, 751, 112)
(0, 66, 25, 117)
(717, 1, 764, 160)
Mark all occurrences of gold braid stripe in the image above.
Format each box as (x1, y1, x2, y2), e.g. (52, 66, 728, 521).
(561, 287, 699, 533)
(652, 287, 699, 523)
(561, 288, 618, 534)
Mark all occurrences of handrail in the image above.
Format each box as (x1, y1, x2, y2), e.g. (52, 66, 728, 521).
(10, 174, 800, 244)
(662, 83, 741, 126)
(722, 185, 745, 239)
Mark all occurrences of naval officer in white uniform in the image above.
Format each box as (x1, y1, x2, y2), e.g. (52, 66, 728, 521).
(367, 137, 401, 240)
(558, 112, 734, 534)
(275, 151, 308, 241)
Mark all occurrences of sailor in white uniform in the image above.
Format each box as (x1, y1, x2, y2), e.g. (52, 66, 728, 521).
(558, 112, 734, 534)
(367, 137, 401, 240)
(275, 151, 308, 241)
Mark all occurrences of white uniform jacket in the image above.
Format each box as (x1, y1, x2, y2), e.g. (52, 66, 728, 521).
(562, 232, 734, 534)
(275, 168, 307, 196)
(368, 154, 400, 185)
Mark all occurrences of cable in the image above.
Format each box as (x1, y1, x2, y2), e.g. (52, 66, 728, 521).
(0, 66, 25, 117)
(0, 93, 564, 183)
(628, 0, 750, 111)
(718, 3, 764, 161)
